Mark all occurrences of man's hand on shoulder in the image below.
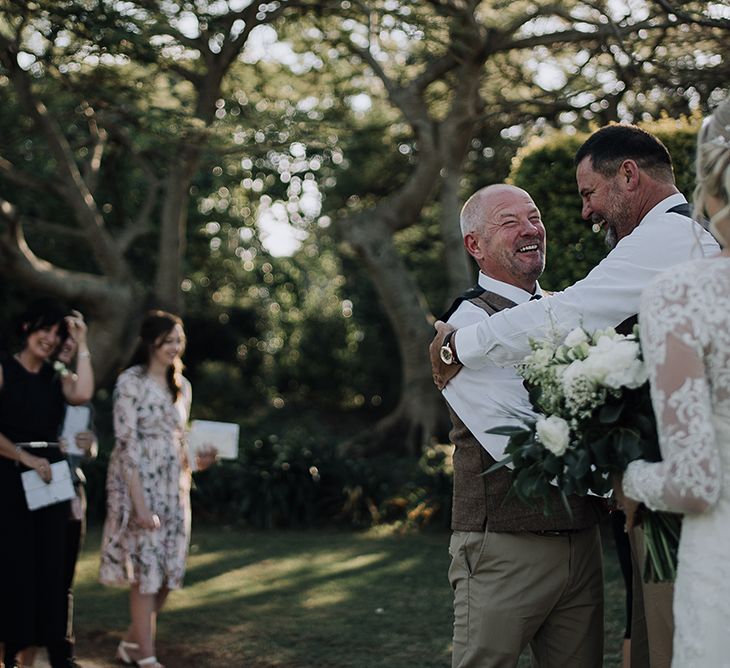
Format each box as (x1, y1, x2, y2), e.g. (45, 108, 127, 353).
(429, 320, 462, 390)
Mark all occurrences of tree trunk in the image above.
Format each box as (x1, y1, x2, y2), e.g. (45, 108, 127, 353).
(83, 286, 141, 383)
(439, 165, 474, 307)
(153, 146, 203, 314)
(342, 215, 447, 456)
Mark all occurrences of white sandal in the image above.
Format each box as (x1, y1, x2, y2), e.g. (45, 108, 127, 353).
(116, 640, 139, 665)
(136, 657, 164, 668)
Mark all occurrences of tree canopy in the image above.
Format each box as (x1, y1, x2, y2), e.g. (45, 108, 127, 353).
(1, 0, 728, 455)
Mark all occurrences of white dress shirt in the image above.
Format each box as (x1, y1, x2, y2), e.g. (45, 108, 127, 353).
(442, 273, 541, 462)
(454, 194, 720, 369)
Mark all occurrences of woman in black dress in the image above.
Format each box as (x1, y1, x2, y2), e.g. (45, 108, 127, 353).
(0, 298, 93, 668)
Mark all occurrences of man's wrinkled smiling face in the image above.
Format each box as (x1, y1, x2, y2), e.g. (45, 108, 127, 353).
(467, 187, 546, 291)
(576, 157, 634, 249)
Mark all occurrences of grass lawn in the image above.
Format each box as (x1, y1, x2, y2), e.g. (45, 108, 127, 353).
(71, 522, 627, 668)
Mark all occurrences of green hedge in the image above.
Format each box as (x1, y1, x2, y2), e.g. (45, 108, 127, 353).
(83, 410, 454, 530)
(189, 436, 453, 529)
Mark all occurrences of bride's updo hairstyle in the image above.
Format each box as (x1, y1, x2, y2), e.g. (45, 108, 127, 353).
(694, 94, 730, 245)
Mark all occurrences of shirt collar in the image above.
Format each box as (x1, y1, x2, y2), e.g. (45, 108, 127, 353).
(477, 272, 542, 305)
(641, 193, 688, 224)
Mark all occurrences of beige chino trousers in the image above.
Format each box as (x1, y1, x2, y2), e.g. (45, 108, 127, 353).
(629, 525, 674, 668)
(448, 526, 604, 668)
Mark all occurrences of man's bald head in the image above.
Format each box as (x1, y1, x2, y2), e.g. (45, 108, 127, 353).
(459, 184, 546, 292)
(460, 184, 534, 237)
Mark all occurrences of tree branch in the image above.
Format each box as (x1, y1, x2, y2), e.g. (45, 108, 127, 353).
(82, 111, 108, 197)
(0, 155, 65, 199)
(498, 18, 670, 52)
(0, 198, 121, 302)
(0, 34, 129, 280)
(654, 0, 730, 30)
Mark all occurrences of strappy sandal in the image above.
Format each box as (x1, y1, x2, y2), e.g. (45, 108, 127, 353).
(136, 657, 164, 668)
(116, 640, 139, 665)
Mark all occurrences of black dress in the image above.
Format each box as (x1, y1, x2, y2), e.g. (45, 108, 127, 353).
(0, 357, 70, 667)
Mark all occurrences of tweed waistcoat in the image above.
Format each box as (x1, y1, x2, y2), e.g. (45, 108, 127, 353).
(448, 289, 604, 532)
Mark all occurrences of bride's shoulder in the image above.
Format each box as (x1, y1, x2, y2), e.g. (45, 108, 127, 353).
(644, 257, 730, 308)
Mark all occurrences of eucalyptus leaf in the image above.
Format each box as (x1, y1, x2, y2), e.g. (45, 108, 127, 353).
(486, 425, 531, 436)
(599, 401, 624, 424)
(542, 453, 563, 476)
(617, 428, 643, 460)
(483, 455, 512, 476)
(510, 429, 534, 448)
(559, 491, 574, 519)
(589, 435, 611, 468)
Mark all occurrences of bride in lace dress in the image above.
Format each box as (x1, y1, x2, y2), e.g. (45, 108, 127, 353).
(622, 95, 730, 667)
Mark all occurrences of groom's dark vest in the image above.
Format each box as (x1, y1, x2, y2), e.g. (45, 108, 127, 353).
(445, 288, 604, 533)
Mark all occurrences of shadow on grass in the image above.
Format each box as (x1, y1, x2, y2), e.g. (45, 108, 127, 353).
(74, 522, 627, 668)
(75, 526, 453, 668)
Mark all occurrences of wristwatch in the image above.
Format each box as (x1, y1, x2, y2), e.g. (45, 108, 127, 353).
(439, 331, 460, 365)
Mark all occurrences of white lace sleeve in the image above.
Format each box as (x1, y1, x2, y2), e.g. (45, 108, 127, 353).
(623, 270, 721, 514)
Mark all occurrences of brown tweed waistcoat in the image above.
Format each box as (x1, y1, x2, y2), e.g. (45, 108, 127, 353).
(448, 289, 604, 533)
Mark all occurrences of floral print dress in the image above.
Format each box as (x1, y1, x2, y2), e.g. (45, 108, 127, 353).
(99, 365, 192, 594)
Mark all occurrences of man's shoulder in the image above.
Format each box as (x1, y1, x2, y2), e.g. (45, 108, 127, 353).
(447, 287, 521, 325)
(448, 298, 491, 327)
(441, 285, 486, 322)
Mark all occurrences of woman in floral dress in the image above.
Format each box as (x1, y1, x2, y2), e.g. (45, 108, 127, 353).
(100, 311, 215, 668)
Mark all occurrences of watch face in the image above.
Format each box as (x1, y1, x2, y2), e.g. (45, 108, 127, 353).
(440, 345, 454, 365)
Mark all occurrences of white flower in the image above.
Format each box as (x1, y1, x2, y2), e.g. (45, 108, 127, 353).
(604, 359, 648, 389)
(564, 327, 589, 347)
(562, 359, 593, 392)
(583, 337, 644, 388)
(536, 415, 570, 456)
(53, 360, 70, 378)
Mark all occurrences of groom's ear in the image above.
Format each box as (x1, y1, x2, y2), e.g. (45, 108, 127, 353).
(619, 159, 641, 190)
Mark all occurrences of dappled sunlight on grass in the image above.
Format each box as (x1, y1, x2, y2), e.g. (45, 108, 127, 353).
(73, 526, 453, 667)
(71, 523, 626, 667)
(300, 589, 349, 609)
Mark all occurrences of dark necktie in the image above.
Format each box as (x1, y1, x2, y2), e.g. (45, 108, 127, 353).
(530, 293, 542, 301)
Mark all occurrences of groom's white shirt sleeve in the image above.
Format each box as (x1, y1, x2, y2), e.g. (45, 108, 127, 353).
(454, 194, 720, 369)
(442, 273, 538, 463)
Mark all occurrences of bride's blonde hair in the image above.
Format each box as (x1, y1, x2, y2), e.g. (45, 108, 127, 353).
(694, 94, 730, 244)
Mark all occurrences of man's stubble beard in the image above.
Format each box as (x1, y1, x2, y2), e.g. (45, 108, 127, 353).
(602, 186, 632, 250)
(604, 226, 618, 249)
(516, 253, 545, 287)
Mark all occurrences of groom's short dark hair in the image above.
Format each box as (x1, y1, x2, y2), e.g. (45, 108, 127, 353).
(575, 124, 675, 183)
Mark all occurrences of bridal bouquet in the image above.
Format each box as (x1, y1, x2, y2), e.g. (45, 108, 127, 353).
(489, 324, 680, 582)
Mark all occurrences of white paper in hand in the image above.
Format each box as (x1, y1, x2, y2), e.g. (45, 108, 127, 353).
(188, 420, 239, 461)
(21, 461, 76, 511)
(60, 405, 91, 456)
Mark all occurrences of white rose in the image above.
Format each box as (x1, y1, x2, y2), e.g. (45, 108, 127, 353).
(581, 350, 614, 383)
(585, 338, 643, 387)
(604, 359, 648, 389)
(535, 416, 570, 456)
(564, 327, 589, 348)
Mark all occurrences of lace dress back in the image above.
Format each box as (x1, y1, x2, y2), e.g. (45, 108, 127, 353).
(623, 256, 730, 667)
